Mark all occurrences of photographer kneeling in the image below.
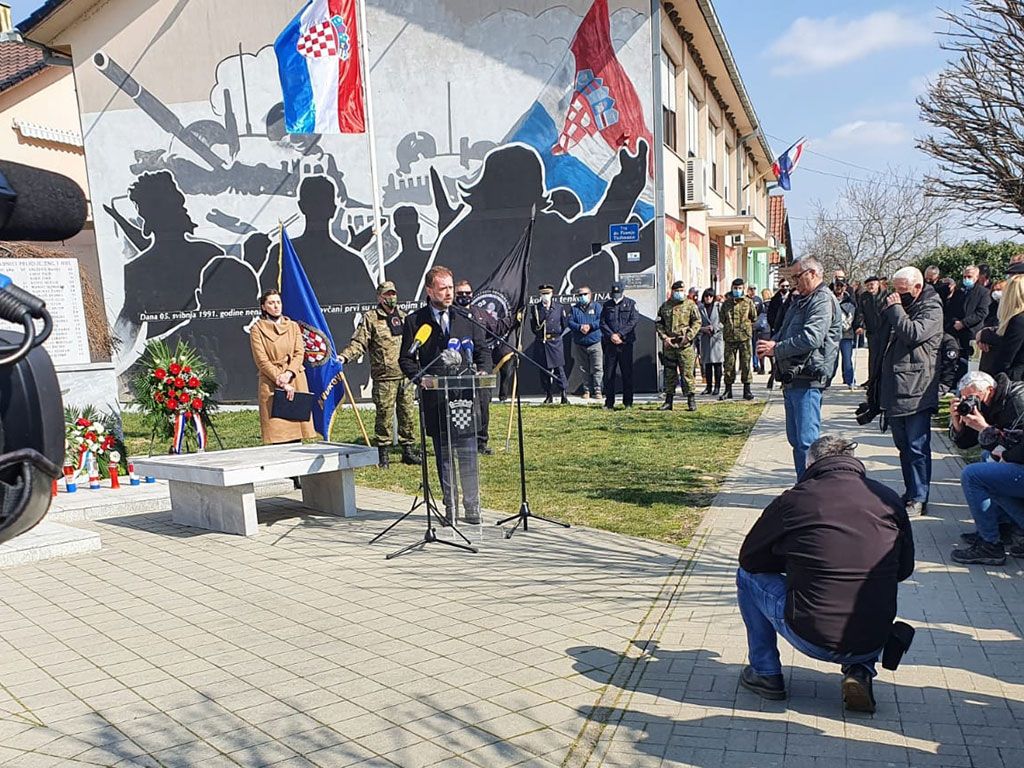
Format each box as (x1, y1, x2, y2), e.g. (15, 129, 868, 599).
(949, 370, 1024, 565)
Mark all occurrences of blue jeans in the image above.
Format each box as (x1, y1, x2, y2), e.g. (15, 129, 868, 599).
(889, 410, 932, 503)
(783, 387, 822, 481)
(736, 567, 879, 678)
(960, 461, 1024, 542)
(839, 339, 855, 385)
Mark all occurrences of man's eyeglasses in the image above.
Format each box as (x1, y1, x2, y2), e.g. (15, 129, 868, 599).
(455, 291, 472, 297)
(791, 269, 809, 281)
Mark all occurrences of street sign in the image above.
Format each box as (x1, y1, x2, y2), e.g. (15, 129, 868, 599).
(609, 223, 640, 243)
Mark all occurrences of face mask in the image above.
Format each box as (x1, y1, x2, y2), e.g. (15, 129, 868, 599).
(454, 295, 471, 307)
(900, 292, 915, 309)
(732, 289, 742, 298)
(672, 291, 685, 301)
(540, 294, 552, 305)
(381, 295, 398, 309)
(780, 287, 790, 295)
(993, 290, 1003, 301)
(577, 294, 590, 305)
(963, 278, 975, 289)
(613, 294, 623, 304)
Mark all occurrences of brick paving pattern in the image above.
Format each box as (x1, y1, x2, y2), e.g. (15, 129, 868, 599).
(1, 360, 1021, 767)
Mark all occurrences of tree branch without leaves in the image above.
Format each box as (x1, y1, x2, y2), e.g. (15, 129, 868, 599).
(917, 0, 1024, 234)
(801, 170, 952, 280)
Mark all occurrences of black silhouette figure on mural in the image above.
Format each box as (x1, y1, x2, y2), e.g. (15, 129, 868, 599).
(290, 175, 375, 306)
(386, 206, 431, 301)
(430, 140, 650, 294)
(110, 170, 224, 339)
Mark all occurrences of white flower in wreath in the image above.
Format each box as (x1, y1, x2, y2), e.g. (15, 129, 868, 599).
(108, 451, 121, 464)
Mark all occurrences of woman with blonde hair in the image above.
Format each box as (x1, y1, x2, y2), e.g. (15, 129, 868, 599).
(978, 269, 1024, 380)
(250, 289, 317, 444)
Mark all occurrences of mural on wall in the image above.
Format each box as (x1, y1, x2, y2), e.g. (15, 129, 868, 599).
(85, 0, 657, 401)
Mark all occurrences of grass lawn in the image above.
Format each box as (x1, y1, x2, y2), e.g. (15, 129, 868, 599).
(123, 401, 763, 547)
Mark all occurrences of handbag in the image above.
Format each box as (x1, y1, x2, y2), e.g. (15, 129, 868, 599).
(271, 389, 314, 421)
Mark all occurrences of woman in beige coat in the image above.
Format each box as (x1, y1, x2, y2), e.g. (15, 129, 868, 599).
(250, 289, 317, 444)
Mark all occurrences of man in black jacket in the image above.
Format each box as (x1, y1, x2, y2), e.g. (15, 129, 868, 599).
(400, 266, 489, 524)
(879, 267, 943, 517)
(737, 435, 915, 713)
(857, 276, 887, 389)
(948, 264, 991, 356)
(949, 370, 1024, 564)
(601, 281, 638, 409)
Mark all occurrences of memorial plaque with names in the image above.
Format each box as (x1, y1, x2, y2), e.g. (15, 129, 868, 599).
(0, 258, 91, 366)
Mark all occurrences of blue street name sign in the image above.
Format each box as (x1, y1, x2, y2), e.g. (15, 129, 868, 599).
(609, 223, 640, 243)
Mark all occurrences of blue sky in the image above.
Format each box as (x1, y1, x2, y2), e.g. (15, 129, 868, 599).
(715, 1, 982, 245)
(9, 0, 986, 246)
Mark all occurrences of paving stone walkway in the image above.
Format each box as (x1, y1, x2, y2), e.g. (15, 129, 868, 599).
(1, 362, 1022, 767)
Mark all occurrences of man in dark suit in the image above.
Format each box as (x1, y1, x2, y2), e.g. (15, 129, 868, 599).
(601, 280, 638, 409)
(948, 264, 991, 356)
(400, 266, 489, 524)
(530, 284, 570, 404)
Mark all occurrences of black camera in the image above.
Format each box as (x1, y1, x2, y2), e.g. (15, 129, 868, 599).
(956, 395, 981, 416)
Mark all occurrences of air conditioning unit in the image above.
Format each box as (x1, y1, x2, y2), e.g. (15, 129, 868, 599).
(727, 234, 746, 247)
(684, 157, 706, 206)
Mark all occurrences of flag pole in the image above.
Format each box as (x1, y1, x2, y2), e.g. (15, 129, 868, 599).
(276, 221, 284, 291)
(339, 370, 371, 446)
(356, 0, 387, 282)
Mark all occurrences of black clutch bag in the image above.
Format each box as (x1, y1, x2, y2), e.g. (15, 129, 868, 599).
(271, 389, 314, 421)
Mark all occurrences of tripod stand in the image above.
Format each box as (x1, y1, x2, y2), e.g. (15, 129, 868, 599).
(371, 378, 477, 559)
(454, 307, 570, 540)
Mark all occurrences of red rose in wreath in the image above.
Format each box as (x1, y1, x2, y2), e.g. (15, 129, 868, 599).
(154, 392, 165, 403)
(192, 398, 204, 410)
(174, 377, 186, 389)
(154, 368, 166, 380)
(76, 417, 91, 428)
(169, 363, 182, 376)
(84, 432, 97, 442)
(183, 366, 191, 374)
(188, 377, 200, 388)
(166, 398, 178, 410)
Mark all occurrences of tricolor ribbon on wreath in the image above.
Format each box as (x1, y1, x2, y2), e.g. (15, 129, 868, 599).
(172, 412, 208, 454)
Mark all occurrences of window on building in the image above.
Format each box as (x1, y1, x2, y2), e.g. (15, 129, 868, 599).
(661, 50, 677, 152)
(724, 142, 732, 205)
(686, 90, 699, 158)
(678, 168, 686, 208)
(709, 120, 718, 191)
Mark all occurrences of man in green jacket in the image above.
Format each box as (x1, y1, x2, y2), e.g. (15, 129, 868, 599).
(340, 281, 421, 468)
(720, 277, 758, 400)
(656, 280, 702, 411)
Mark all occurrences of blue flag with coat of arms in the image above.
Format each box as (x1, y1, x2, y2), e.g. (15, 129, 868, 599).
(278, 228, 345, 439)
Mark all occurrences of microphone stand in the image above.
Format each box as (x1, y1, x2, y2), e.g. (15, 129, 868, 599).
(452, 306, 570, 539)
(370, 348, 477, 558)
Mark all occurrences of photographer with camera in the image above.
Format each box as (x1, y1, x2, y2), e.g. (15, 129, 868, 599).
(948, 370, 1024, 565)
(878, 267, 943, 518)
(757, 257, 842, 480)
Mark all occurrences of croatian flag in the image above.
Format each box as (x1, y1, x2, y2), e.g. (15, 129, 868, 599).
(772, 137, 807, 191)
(508, 0, 654, 220)
(274, 0, 365, 134)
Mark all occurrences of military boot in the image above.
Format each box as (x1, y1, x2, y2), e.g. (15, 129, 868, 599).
(401, 444, 421, 465)
(719, 386, 733, 401)
(687, 394, 697, 412)
(377, 447, 390, 469)
(543, 393, 554, 404)
(560, 392, 569, 405)
(659, 394, 674, 411)
(743, 383, 754, 401)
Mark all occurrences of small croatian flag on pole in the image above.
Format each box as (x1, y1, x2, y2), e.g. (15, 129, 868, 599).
(274, 0, 366, 134)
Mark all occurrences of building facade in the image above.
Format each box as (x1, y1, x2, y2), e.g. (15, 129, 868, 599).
(22, 0, 778, 401)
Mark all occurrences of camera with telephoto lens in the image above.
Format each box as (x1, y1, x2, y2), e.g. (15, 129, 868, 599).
(956, 395, 981, 416)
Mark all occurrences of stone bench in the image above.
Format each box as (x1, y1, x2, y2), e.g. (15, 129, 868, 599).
(133, 442, 378, 536)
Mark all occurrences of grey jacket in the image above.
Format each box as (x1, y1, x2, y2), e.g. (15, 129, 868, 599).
(774, 282, 842, 389)
(879, 284, 943, 418)
(698, 303, 724, 364)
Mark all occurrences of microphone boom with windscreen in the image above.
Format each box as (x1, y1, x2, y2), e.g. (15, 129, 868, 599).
(0, 161, 88, 242)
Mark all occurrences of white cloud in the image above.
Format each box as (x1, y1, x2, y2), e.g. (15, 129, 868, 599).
(768, 10, 934, 75)
(821, 120, 912, 147)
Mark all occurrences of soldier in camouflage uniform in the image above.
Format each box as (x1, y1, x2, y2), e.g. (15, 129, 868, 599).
(656, 280, 702, 411)
(720, 277, 758, 401)
(340, 281, 421, 468)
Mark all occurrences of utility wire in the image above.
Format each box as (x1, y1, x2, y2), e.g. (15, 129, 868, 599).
(766, 131, 886, 176)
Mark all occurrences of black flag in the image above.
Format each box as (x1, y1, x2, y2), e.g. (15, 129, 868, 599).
(470, 218, 534, 370)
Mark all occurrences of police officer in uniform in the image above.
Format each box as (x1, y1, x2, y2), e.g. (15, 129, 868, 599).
(530, 284, 569, 404)
(721, 277, 758, 401)
(340, 281, 421, 468)
(657, 280, 702, 411)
